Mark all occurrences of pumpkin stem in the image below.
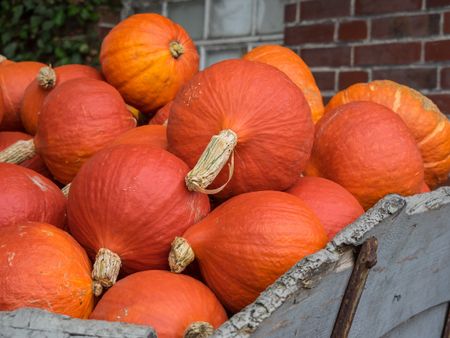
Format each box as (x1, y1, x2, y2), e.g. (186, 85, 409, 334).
(0, 55, 7, 63)
(169, 41, 184, 59)
(185, 129, 237, 194)
(92, 248, 122, 296)
(61, 183, 71, 198)
(0, 139, 36, 164)
(184, 322, 214, 338)
(93, 281, 103, 297)
(169, 237, 195, 273)
(37, 65, 57, 89)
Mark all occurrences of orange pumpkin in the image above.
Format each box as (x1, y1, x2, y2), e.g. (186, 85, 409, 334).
(243, 45, 324, 123)
(169, 191, 327, 313)
(420, 181, 431, 193)
(111, 125, 167, 149)
(326, 80, 450, 188)
(0, 221, 94, 318)
(167, 59, 314, 199)
(0, 163, 66, 228)
(90, 270, 227, 338)
(100, 13, 199, 114)
(149, 101, 172, 125)
(0, 61, 45, 131)
(306, 101, 424, 210)
(0, 55, 13, 67)
(287, 176, 364, 240)
(21, 64, 102, 135)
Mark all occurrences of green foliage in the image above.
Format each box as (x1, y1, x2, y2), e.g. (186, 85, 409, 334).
(0, 0, 118, 66)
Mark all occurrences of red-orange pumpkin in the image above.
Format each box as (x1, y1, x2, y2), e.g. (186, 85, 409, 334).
(420, 181, 431, 193)
(0, 61, 45, 131)
(0, 55, 13, 67)
(0, 163, 66, 228)
(243, 45, 324, 123)
(287, 177, 364, 240)
(326, 80, 450, 188)
(167, 59, 314, 199)
(21, 64, 102, 135)
(100, 13, 199, 113)
(306, 101, 424, 210)
(169, 191, 327, 313)
(149, 101, 172, 125)
(0, 221, 94, 318)
(68, 144, 210, 295)
(34, 78, 136, 183)
(111, 125, 167, 149)
(90, 270, 227, 338)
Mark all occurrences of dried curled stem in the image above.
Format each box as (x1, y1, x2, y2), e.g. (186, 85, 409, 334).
(37, 65, 57, 89)
(0, 55, 7, 63)
(92, 248, 121, 296)
(169, 41, 184, 59)
(61, 183, 71, 198)
(0, 139, 36, 164)
(184, 322, 214, 338)
(169, 237, 195, 273)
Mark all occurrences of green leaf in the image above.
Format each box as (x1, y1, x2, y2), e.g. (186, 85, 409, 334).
(53, 10, 65, 26)
(4, 42, 18, 56)
(12, 5, 23, 23)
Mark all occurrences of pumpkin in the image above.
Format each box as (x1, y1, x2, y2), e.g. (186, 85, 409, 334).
(420, 182, 430, 193)
(169, 191, 327, 313)
(100, 13, 199, 114)
(0, 163, 66, 228)
(167, 59, 314, 199)
(20, 64, 102, 135)
(0, 131, 50, 177)
(243, 45, 324, 123)
(306, 101, 424, 210)
(0, 221, 94, 318)
(287, 176, 364, 240)
(90, 270, 227, 338)
(0, 61, 45, 131)
(111, 125, 167, 149)
(68, 144, 210, 295)
(149, 101, 172, 125)
(326, 80, 450, 188)
(0, 55, 13, 67)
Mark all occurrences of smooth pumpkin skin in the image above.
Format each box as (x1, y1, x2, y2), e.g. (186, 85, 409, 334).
(168, 59, 314, 199)
(243, 45, 324, 123)
(0, 163, 66, 228)
(0, 61, 45, 131)
(287, 176, 364, 240)
(182, 190, 327, 313)
(68, 144, 210, 273)
(111, 125, 167, 149)
(21, 64, 102, 135)
(326, 80, 450, 188)
(34, 78, 136, 184)
(100, 13, 199, 113)
(306, 101, 424, 210)
(420, 181, 430, 193)
(90, 270, 227, 338)
(0, 222, 94, 318)
(0, 131, 50, 177)
(149, 101, 172, 125)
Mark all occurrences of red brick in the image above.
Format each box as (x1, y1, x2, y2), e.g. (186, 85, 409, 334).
(427, 93, 450, 115)
(284, 3, 297, 23)
(313, 71, 336, 91)
(425, 40, 450, 62)
(339, 20, 367, 41)
(300, 46, 351, 67)
(354, 42, 421, 66)
(372, 14, 440, 39)
(355, 0, 421, 15)
(441, 68, 450, 89)
(338, 71, 369, 90)
(300, 0, 350, 20)
(372, 68, 437, 90)
(284, 23, 335, 45)
(427, 0, 450, 8)
(445, 12, 450, 34)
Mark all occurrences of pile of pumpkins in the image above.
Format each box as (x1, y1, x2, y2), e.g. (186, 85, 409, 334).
(0, 13, 449, 338)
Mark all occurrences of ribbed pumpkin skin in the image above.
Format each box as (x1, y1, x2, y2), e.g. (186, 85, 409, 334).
(287, 177, 364, 240)
(34, 78, 136, 184)
(326, 80, 450, 188)
(0, 131, 50, 177)
(243, 45, 324, 123)
(0, 163, 66, 228)
(149, 101, 172, 125)
(100, 14, 199, 113)
(68, 144, 210, 273)
(90, 270, 227, 338)
(0, 222, 94, 318)
(182, 191, 327, 313)
(168, 59, 314, 199)
(0, 61, 45, 131)
(111, 125, 167, 149)
(21, 64, 102, 135)
(307, 101, 424, 210)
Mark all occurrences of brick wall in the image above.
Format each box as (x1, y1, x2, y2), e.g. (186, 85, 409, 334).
(284, 0, 450, 115)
